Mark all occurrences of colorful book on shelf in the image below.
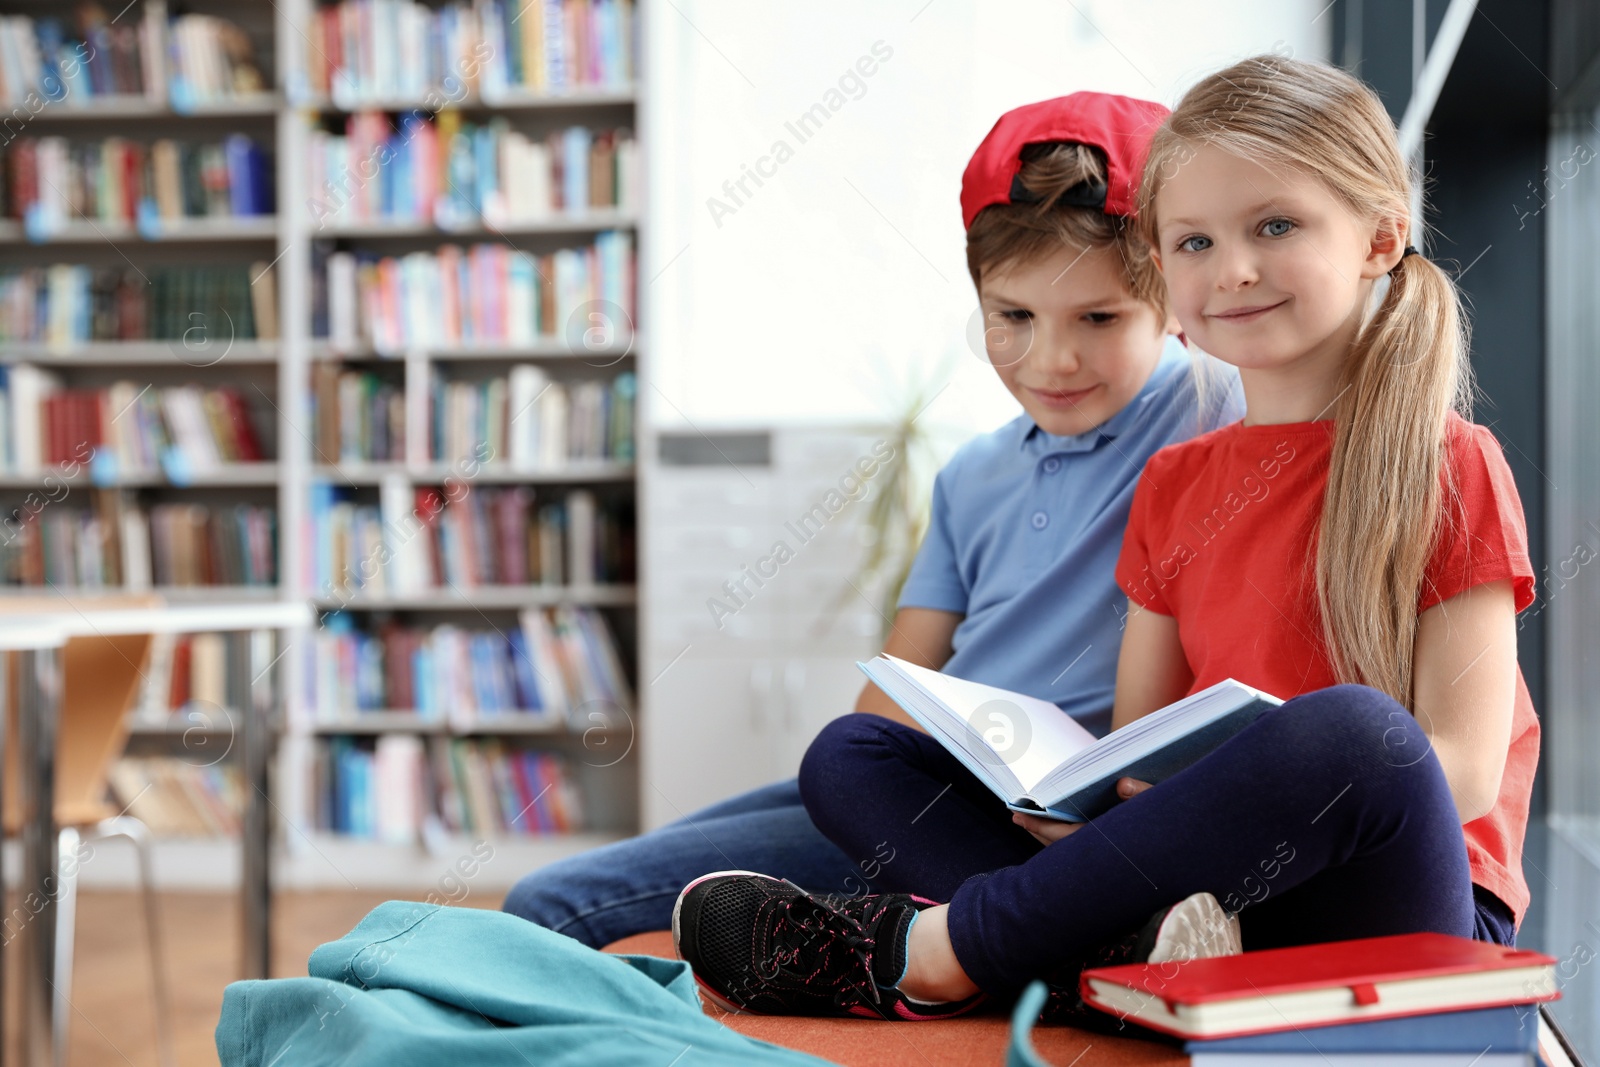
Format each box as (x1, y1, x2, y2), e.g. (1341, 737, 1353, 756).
(322, 234, 634, 353)
(109, 758, 242, 837)
(0, 489, 270, 588)
(307, 0, 633, 102)
(0, 263, 277, 348)
(3, 134, 273, 227)
(430, 366, 636, 468)
(18, 379, 265, 470)
(302, 112, 627, 227)
(308, 609, 629, 728)
(1080, 933, 1558, 1040)
(314, 736, 584, 840)
(167, 13, 267, 107)
(311, 363, 406, 463)
(313, 479, 629, 594)
(144, 501, 276, 586)
(1, 12, 151, 105)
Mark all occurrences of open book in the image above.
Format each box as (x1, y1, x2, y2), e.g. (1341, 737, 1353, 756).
(857, 655, 1281, 821)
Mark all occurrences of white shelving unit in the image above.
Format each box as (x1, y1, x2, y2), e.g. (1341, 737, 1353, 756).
(0, 0, 645, 888)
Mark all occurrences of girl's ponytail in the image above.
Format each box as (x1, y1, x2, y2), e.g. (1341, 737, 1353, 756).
(1139, 56, 1472, 707)
(1318, 251, 1470, 704)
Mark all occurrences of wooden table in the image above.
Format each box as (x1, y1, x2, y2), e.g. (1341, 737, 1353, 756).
(0, 601, 312, 1067)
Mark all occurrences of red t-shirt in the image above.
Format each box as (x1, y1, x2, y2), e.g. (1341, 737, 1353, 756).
(1114, 412, 1538, 923)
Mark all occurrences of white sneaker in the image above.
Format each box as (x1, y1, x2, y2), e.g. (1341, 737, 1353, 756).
(1140, 891, 1243, 964)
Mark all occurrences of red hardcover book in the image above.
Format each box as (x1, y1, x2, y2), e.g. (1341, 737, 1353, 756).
(318, 7, 340, 96)
(1079, 933, 1557, 1039)
(168, 636, 193, 711)
(65, 391, 85, 463)
(217, 389, 264, 461)
(10, 139, 36, 217)
(121, 140, 142, 223)
(53, 391, 74, 466)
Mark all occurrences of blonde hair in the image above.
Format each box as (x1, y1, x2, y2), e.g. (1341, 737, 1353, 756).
(967, 142, 1166, 319)
(1137, 55, 1472, 707)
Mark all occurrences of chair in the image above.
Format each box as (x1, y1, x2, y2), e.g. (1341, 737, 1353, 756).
(0, 593, 175, 1067)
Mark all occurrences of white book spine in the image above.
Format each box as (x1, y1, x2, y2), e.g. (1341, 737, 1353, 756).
(11, 363, 57, 475)
(328, 251, 358, 349)
(566, 489, 595, 586)
(507, 364, 546, 470)
(121, 502, 151, 589)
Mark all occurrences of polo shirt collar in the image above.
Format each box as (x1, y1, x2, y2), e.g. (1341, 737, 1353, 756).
(1018, 335, 1188, 454)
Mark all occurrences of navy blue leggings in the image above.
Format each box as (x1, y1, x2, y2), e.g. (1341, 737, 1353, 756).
(799, 684, 1517, 995)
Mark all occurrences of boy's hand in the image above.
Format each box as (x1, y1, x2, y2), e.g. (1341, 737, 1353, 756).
(1012, 777, 1154, 846)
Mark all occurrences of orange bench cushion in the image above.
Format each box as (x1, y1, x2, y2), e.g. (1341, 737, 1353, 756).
(602, 931, 1187, 1067)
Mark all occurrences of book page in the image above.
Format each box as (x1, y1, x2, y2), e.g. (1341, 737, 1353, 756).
(884, 657, 1098, 794)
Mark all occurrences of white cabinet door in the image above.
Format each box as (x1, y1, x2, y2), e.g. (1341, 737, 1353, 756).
(641, 656, 780, 830)
(642, 425, 894, 830)
(769, 654, 875, 779)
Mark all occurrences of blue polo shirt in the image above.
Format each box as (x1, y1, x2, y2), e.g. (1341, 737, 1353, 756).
(898, 338, 1244, 738)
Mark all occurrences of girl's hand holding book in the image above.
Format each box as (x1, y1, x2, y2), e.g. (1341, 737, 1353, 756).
(1013, 777, 1152, 845)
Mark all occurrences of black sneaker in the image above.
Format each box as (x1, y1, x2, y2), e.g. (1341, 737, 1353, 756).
(672, 870, 986, 1020)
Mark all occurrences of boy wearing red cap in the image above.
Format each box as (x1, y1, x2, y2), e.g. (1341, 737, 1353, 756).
(506, 93, 1240, 966)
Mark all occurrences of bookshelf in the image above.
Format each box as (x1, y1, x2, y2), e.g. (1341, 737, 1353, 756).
(0, 0, 644, 888)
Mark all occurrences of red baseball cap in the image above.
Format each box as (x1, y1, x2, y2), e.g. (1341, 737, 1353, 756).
(960, 91, 1171, 230)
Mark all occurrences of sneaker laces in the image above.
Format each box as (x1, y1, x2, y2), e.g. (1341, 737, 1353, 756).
(754, 884, 891, 1010)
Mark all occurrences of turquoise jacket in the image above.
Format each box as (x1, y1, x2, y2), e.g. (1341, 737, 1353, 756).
(216, 901, 835, 1066)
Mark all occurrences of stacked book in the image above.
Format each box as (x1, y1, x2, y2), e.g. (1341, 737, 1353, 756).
(308, 606, 632, 729)
(4, 134, 273, 229)
(164, 13, 269, 107)
(0, 8, 268, 108)
(318, 233, 634, 353)
(312, 735, 583, 841)
(311, 364, 405, 464)
(431, 368, 635, 466)
(133, 630, 234, 721)
(0, 8, 152, 104)
(0, 490, 272, 588)
(109, 758, 242, 837)
(304, 0, 634, 103)
(431, 740, 583, 836)
(312, 482, 632, 595)
(477, 0, 635, 93)
(0, 263, 278, 346)
(12, 380, 266, 474)
(147, 502, 276, 586)
(1079, 932, 1572, 1065)
(308, 114, 635, 227)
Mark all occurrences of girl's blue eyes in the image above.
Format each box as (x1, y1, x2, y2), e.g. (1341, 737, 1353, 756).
(1175, 218, 1296, 252)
